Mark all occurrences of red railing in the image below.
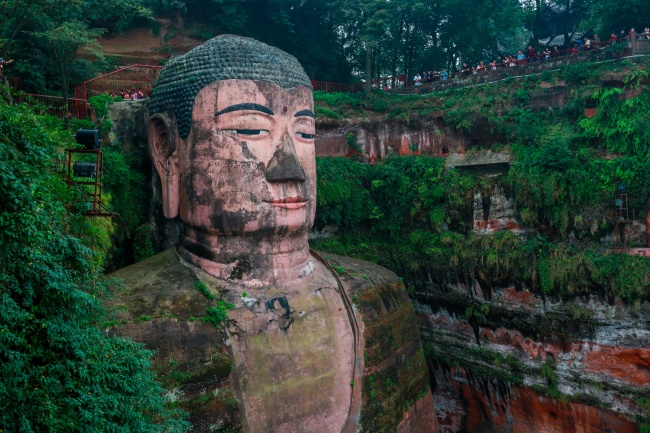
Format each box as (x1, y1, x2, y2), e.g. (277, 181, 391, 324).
(9, 33, 638, 122)
(407, 37, 632, 93)
(19, 94, 88, 119)
(4, 76, 20, 92)
(311, 80, 363, 93)
(74, 64, 163, 102)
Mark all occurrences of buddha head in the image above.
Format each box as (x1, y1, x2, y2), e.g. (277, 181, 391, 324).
(148, 35, 316, 277)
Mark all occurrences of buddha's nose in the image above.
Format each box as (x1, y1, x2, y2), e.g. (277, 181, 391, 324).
(265, 133, 306, 182)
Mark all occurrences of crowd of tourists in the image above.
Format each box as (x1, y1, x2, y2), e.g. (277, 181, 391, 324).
(412, 27, 650, 86)
(110, 88, 145, 100)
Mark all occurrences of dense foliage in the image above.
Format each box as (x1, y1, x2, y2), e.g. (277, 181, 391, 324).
(2, 0, 650, 93)
(0, 90, 186, 432)
(313, 59, 650, 303)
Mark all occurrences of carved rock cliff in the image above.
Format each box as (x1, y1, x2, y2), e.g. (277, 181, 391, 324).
(413, 281, 648, 432)
(107, 249, 439, 432)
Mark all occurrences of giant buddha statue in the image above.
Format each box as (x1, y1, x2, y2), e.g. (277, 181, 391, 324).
(109, 35, 439, 433)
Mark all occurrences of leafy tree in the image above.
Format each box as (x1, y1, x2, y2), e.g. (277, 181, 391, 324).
(591, 0, 650, 40)
(521, 0, 596, 48)
(31, 18, 104, 123)
(0, 89, 187, 432)
(0, 0, 47, 54)
(3, 0, 152, 103)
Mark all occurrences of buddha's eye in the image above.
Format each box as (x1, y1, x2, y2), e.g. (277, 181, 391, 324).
(296, 132, 315, 139)
(223, 129, 269, 135)
(233, 129, 268, 136)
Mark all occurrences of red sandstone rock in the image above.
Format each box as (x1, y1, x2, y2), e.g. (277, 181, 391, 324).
(584, 107, 597, 118)
(584, 344, 650, 386)
(473, 219, 525, 233)
(434, 367, 638, 433)
(499, 287, 539, 310)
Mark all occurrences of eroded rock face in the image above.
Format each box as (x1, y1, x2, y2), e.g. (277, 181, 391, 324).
(433, 371, 638, 433)
(108, 249, 439, 432)
(316, 115, 468, 160)
(107, 100, 148, 153)
(107, 249, 241, 431)
(413, 283, 648, 432)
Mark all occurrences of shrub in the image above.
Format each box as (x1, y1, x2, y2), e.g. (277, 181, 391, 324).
(0, 91, 187, 432)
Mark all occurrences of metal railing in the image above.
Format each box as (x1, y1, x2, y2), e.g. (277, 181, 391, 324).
(74, 64, 163, 102)
(405, 39, 631, 93)
(4, 76, 20, 92)
(18, 94, 88, 119)
(311, 80, 363, 93)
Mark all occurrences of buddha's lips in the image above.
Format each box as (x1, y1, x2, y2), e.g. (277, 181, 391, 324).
(264, 197, 308, 209)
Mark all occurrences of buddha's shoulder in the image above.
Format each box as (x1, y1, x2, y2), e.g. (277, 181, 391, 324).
(312, 251, 406, 301)
(107, 248, 212, 319)
(110, 248, 196, 289)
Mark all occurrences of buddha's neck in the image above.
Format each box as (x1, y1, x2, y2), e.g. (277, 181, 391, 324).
(178, 227, 312, 286)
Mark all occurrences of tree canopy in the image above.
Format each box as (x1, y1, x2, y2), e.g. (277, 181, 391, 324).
(2, 0, 649, 92)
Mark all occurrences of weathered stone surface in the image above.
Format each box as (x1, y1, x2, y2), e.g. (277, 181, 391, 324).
(433, 369, 638, 433)
(107, 99, 148, 153)
(316, 115, 469, 161)
(107, 249, 241, 431)
(413, 283, 649, 432)
(108, 249, 439, 433)
(98, 19, 203, 65)
(324, 253, 440, 433)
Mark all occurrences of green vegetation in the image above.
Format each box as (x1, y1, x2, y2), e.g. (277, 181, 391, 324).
(202, 301, 235, 329)
(0, 88, 186, 431)
(102, 145, 152, 269)
(541, 357, 561, 399)
(195, 281, 216, 300)
(5, 0, 647, 97)
(313, 60, 650, 304)
(193, 281, 233, 329)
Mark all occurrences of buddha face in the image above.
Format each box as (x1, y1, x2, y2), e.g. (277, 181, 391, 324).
(154, 79, 316, 239)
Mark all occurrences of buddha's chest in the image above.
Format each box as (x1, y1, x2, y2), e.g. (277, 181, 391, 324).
(226, 283, 356, 433)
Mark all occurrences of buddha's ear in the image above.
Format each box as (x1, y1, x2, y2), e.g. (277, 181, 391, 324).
(149, 113, 179, 219)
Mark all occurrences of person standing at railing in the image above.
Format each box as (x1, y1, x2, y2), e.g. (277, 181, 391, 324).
(552, 45, 561, 57)
(527, 45, 537, 62)
(516, 50, 526, 61)
(0, 58, 14, 76)
(593, 34, 601, 47)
